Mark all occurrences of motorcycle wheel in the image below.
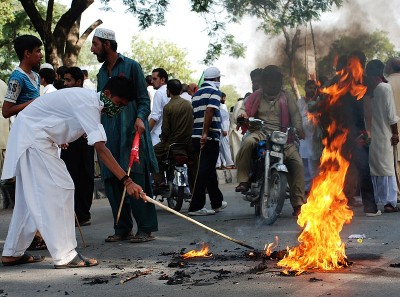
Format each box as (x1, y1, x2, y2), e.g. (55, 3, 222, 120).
(167, 186, 184, 211)
(255, 170, 287, 225)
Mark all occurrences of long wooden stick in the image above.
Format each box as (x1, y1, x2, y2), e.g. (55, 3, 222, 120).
(393, 146, 400, 190)
(144, 195, 255, 250)
(74, 213, 87, 248)
(115, 167, 132, 226)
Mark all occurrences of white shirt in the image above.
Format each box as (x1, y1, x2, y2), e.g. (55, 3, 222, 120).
(180, 92, 192, 102)
(369, 83, 400, 176)
(220, 103, 230, 132)
(2, 88, 106, 179)
(149, 84, 169, 145)
(83, 78, 96, 90)
(42, 84, 58, 94)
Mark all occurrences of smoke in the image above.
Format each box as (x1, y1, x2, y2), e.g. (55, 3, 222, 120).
(223, 0, 400, 95)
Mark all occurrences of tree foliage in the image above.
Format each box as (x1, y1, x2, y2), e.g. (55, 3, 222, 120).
(99, 0, 245, 64)
(0, 1, 66, 75)
(318, 30, 400, 78)
(128, 35, 194, 83)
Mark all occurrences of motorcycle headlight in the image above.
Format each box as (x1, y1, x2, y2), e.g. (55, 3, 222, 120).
(272, 144, 281, 152)
(271, 131, 288, 145)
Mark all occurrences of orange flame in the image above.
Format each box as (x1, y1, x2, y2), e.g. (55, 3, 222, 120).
(264, 236, 279, 256)
(278, 56, 366, 275)
(181, 243, 212, 259)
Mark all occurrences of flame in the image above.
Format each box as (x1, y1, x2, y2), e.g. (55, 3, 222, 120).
(181, 243, 212, 259)
(278, 56, 366, 275)
(264, 236, 279, 256)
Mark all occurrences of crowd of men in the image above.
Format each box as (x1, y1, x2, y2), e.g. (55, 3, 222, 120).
(1, 28, 400, 269)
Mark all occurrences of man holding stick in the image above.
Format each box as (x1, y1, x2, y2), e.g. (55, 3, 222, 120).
(1, 76, 147, 268)
(91, 28, 158, 243)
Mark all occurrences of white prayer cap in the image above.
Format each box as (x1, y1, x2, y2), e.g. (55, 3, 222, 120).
(94, 28, 116, 41)
(40, 63, 54, 70)
(204, 66, 221, 79)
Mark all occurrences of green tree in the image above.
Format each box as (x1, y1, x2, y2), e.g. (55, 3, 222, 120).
(220, 84, 240, 111)
(18, 0, 102, 68)
(224, 0, 342, 99)
(16, 0, 244, 70)
(0, 1, 66, 75)
(129, 35, 194, 83)
(318, 30, 399, 78)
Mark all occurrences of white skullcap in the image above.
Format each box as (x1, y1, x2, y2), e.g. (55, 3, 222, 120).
(40, 63, 54, 70)
(204, 66, 221, 79)
(94, 28, 116, 41)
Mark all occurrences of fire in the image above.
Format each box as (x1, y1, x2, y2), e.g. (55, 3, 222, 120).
(181, 243, 212, 259)
(264, 236, 279, 256)
(278, 56, 367, 275)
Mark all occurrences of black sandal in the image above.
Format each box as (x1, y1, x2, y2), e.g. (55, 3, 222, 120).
(54, 253, 98, 269)
(2, 252, 45, 266)
(27, 235, 47, 251)
(384, 204, 400, 213)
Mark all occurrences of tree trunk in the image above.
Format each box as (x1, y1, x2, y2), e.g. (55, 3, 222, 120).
(20, 0, 96, 69)
(309, 21, 318, 81)
(282, 26, 302, 100)
(63, 18, 103, 67)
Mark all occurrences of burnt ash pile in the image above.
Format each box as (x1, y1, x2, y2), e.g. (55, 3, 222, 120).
(157, 247, 290, 286)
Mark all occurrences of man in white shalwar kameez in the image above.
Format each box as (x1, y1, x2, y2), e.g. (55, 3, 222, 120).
(1, 76, 146, 268)
(365, 60, 400, 213)
(216, 93, 235, 169)
(297, 80, 323, 194)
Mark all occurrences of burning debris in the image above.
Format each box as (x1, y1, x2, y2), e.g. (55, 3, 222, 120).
(278, 56, 366, 275)
(181, 243, 213, 260)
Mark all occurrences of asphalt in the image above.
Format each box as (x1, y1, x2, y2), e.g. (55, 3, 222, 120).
(1, 181, 400, 297)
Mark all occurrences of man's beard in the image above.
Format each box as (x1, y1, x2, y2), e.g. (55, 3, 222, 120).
(96, 49, 107, 63)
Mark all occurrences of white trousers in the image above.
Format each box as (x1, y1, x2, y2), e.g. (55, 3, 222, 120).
(216, 136, 234, 168)
(371, 176, 398, 207)
(2, 147, 77, 265)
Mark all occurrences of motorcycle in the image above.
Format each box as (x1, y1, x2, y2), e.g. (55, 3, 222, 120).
(152, 143, 191, 211)
(238, 117, 292, 225)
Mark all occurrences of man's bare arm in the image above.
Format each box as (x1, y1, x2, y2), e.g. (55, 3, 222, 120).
(2, 101, 32, 118)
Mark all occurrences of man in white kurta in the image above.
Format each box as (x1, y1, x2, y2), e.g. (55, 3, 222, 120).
(1, 78, 145, 268)
(385, 58, 400, 199)
(366, 60, 400, 212)
(297, 80, 323, 193)
(216, 97, 235, 169)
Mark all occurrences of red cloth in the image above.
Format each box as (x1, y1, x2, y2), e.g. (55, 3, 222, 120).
(128, 131, 140, 168)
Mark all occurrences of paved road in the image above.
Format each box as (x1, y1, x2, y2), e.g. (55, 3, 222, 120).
(1, 183, 400, 297)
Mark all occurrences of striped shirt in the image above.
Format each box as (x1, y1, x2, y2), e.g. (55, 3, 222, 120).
(5, 67, 40, 105)
(191, 82, 222, 141)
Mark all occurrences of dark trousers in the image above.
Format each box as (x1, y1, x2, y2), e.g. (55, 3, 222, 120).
(104, 176, 158, 236)
(344, 145, 377, 213)
(189, 138, 223, 212)
(60, 136, 94, 222)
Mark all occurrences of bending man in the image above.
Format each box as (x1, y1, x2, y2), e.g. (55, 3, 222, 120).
(1, 76, 146, 269)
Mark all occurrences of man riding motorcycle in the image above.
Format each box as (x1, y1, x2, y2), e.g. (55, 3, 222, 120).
(235, 65, 306, 216)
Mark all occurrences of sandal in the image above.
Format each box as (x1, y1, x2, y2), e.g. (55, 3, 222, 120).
(130, 232, 155, 243)
(27, 235, 47, 251)
(2, 252, 45, 266)
(54, 253, 98, 269)
(105, 231, 134, 242)
(384, 204, 400, 213)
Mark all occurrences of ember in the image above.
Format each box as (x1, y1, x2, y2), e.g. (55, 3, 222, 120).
(181, 243, 212, 260)
(278, 56, 366, 275)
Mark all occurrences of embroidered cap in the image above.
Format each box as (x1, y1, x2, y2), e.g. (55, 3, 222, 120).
(94, 28, 116, 41)
(204, 66, 221, 79)
(40, 63, 54, 70)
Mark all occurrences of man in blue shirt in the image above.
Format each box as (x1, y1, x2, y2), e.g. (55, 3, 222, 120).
(188, 67, 227, 216)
